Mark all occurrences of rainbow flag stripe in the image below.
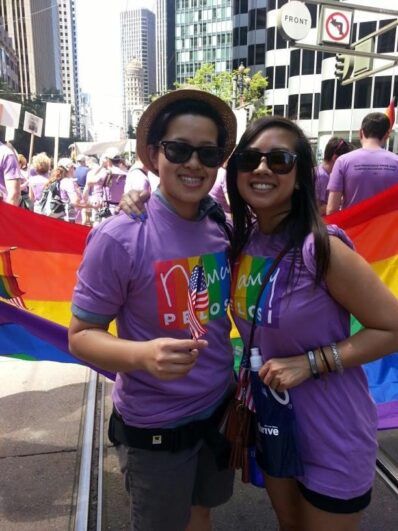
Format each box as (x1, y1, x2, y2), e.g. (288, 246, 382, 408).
(326, 183, 398, 429)
(0, 249, 25, 302)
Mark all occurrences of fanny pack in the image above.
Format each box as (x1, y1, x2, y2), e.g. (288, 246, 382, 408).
(108, 391, 233, 465)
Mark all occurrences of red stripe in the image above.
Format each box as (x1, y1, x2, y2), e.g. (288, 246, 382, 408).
(325, 182, 398, 230)
(0, 201, 89, 254)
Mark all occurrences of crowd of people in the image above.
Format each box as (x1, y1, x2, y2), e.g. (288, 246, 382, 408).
(0, 142, 159, 225)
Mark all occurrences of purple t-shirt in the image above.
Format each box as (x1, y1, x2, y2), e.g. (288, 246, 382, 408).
(328, 148, 398, 208)
(103, 168, 127, 204)
(231, 225, 377, 499)
(29, 174, 49, 202)
(72, 194, 233, 427)
(0, 142, 19, 198)
(314, 164, 329, 205)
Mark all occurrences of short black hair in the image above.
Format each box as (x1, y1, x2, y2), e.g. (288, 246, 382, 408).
(361, 112, 390, 140)
(148, 99, 227, 147)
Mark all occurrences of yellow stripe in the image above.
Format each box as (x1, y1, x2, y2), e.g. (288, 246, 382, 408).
(232, 254, 252, 320)
(24, 300, 117, 334)
(371, 256, 398, 298)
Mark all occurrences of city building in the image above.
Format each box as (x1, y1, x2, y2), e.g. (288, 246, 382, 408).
(264, 0, 398, 153)
(0, 16, 19, 91)
(175, 0, 233, 84)
(233, 0, 267, 73)
(79, 92, 94, 142)
(120, 8, 156, 131)
(125, 59, 145, 132)
(57, 0, 81, 137)
(0, 0, 62, 98)
(155, 0, 176, 94)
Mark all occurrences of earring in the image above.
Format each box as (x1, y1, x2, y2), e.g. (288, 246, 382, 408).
(294, 183, 300, 190)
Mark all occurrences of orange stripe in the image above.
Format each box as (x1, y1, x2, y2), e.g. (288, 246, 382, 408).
(11, 249, 82, 301)
(346, 210, 398, 263)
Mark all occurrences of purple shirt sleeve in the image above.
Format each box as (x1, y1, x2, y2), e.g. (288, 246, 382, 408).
(327, 157, 344, 193)
(3, 152, 20, 181)
(72, 228, 134, 318)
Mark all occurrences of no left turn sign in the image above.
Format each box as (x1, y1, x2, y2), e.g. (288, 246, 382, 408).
(326, 12, 350, 41)
(319, 6, 353, 46)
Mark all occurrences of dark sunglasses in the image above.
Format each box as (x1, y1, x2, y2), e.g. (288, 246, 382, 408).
(235, 149, 298, 174)
(159, 140, 226, 167)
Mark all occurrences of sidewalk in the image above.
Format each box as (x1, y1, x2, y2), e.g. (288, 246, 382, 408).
(0, 359, 89, 531)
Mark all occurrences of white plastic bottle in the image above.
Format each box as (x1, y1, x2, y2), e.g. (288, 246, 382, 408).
(250, 347, 263, 371)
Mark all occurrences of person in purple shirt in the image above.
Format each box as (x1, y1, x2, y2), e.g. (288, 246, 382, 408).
(315, 137, 353, 215)
(0, 141, 20, 205)
(68, 89, 237, 531)
(327, 112, 398, 214)
(226, 115, 398, 530)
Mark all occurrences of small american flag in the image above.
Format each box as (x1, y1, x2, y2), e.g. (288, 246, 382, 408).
(187, 264, 208, 339)
(236, 351, 256, 412)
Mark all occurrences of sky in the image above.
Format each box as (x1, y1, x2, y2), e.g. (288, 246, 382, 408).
(75, 0, 156, 129)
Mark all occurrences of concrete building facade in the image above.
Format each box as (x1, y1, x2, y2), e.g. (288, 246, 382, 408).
(0, 0, 62, 97)
(264, 0, 398, 153)
(0, 16, 19, 91)
(120, 8, 156, 130)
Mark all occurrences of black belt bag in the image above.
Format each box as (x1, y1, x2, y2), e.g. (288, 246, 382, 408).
(108, 393, 233, 467)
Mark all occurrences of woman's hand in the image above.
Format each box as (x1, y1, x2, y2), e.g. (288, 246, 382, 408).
(139, 337, 208, 381)
(118, 189, 150, 218)
(258, 355, 311, 392)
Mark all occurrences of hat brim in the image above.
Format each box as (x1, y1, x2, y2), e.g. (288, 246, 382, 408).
(136, 88, 237, 174)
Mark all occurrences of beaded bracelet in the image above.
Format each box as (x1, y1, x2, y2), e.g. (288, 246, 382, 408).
(307, 350, 320, 379)
(330, 342, 344, 374)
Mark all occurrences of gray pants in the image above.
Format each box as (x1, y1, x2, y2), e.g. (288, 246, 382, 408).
(117, 440, 234, 531)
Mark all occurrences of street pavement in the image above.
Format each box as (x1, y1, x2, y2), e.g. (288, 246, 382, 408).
(0, 358, 89, 531)
(0, 361, 397, 530)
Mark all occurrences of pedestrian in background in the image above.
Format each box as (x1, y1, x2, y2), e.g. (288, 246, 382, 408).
(226, 115, 398, 531)
(29, 152, 51, 213)
(0, 140, 20, 205)
(315, 137, 353, 215)
(327, 112, 398, 214)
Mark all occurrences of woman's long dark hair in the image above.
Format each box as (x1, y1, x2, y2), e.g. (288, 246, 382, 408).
(227, 116, 330, 283)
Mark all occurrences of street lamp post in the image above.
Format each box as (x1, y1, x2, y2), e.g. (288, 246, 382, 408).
(232, 63, 251, 109)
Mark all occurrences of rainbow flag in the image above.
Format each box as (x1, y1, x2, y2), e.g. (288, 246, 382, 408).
(0, 186, 397, 428)
(0, 248, 26, 307)
(385, 98, 396, 130)
(326, 183, 398, 429)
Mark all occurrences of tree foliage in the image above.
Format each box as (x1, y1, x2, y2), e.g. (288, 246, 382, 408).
(177, 63, 268, 120)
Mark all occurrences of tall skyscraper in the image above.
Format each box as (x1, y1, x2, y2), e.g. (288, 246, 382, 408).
(155, 0, 175, 94)
(120, 8, 156, 131)
(57, 0, 81, 136)
(175, 0, 233, 84)
(0, 0, 62, 97)
(0, 16, 19, 91)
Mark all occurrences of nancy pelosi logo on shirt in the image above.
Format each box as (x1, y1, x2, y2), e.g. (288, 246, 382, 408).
(231, 254, 286, 327)
(154, 251, 231, 330)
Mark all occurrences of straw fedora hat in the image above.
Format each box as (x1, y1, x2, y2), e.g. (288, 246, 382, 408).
(136, 87, 237, 174)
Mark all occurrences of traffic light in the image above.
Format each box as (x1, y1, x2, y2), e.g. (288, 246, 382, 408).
(334, 53, 353, 82)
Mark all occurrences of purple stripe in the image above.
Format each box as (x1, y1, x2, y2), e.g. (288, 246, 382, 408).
(376, 401, 398, 430)
(0, 300, 115, 381)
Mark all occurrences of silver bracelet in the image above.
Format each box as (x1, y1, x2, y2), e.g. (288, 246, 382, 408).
(330, 342, 344, 374)
(306, 350, 320, 380)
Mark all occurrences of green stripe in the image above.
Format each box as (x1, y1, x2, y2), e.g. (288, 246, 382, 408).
(246, 255, 267, 311)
